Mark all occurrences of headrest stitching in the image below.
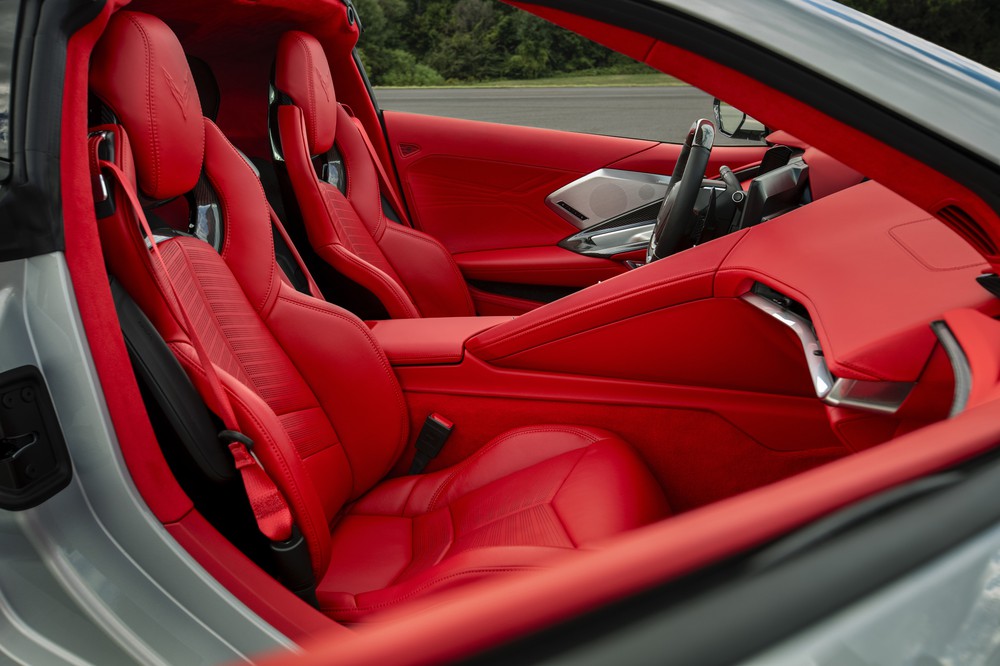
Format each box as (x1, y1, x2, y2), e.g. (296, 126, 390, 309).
(126, 13, 162, 200)
(296, 33, 318, 154)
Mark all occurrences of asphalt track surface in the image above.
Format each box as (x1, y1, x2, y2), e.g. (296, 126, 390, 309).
(375, 85, 753, 145)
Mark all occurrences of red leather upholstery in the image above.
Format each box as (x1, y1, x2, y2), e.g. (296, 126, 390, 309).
(369, 316, 513, 366)
(274, 30, 338, 156)
(320, 426, 669, 622)
(469, 182, 993, 388)
(91, 11, 668, 621)
(90, 12, 203, 200)
(275, 31, 476, 318)
(715, 182, 991, 382)
(454, 246, 628, 287)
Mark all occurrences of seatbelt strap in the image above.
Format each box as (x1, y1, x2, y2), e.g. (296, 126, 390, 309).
(409, 413, 454, 474)
(268, 202, 325, 300)
(93, 142, 294, 544)
(347, 111, 412, 226)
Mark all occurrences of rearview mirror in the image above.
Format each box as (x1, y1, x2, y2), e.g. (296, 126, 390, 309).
(713, 99, 769, 141)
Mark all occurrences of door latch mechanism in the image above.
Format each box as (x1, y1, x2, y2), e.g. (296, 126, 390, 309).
(0, 366, 71, 510)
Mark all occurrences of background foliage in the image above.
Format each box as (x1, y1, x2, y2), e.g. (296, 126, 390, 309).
(354, 0, 646, 85)
(354, 0, 1000, 86)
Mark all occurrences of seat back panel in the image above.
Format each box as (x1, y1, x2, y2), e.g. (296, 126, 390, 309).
(275, 30, 476, 318)
(90, 11, 411, 575)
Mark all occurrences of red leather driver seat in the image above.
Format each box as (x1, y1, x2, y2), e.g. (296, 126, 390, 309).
(273, 30, 477, 319)
(89, 11, 669, 623)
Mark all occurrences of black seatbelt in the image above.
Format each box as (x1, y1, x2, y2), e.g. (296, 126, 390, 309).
(111, 277, 235, 483)
(409, 413, 454, 474)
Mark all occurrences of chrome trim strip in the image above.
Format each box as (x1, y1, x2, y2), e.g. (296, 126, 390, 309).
(588, 222, 654, 248)
(824, 378, 915, 415)
(742, 292, 833, 398)
(741, 292, 915, 414)
(930, 320, 971, 417)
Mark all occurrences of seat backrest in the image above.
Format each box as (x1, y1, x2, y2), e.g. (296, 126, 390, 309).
(90, 11, 409, 577)
(273, 31, 476, 319)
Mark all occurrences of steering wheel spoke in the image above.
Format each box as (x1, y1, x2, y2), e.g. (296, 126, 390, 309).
(647, 118, 716, 262)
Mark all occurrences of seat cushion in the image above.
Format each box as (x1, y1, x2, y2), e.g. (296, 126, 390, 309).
(317, 425, 669, 622)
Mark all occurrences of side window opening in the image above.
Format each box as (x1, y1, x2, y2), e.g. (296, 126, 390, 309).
(0, 2, 19, 168)
(356, 0, 713, 142)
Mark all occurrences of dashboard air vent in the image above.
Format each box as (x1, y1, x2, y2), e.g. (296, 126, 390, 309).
(936, 205, 997, 256)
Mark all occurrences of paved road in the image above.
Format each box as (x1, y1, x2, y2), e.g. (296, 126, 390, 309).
(375, 86, 751, 144)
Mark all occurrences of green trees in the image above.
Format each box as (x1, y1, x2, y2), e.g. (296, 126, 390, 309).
(355, 0, 642, 85)
(354, 0, 1000, 86)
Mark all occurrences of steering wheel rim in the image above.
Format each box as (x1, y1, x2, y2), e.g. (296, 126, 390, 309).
(646, 118, 715, 262)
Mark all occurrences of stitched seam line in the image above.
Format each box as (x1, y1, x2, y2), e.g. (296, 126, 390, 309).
(128, 15, 160, 197)
(426, 426, 599, 512)
(322, 567, 539, 614)
(326, 243, 419, 317)
(888, 218, 986, 272)
(174, 347, 327, 573)
(472, 269, 713, 354)
(206, 120, 276, 313)
(388, 225, 475, 313)
(276, 295, 409, 486)
(295, 34, 319, 154)
(547, 446, 598, 549)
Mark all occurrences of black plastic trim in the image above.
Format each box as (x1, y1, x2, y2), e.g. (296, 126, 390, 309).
(0, 365, 72, 510)
(468, 279, 579, 303)
(111, 278, 234, 483)
(0, 0, 105, 262)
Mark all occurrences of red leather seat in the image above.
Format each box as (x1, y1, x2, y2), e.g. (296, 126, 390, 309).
(274, 31, 475, 319)
(89, 11, 669, 623)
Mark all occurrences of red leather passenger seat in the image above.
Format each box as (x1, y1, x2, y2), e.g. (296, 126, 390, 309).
(274, 31, 476, 318)
(89, 11, 669, 622)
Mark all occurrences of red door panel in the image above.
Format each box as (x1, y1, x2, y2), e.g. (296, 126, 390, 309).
(385, 110, 768, 254)
(383, 110, 769, 315)
(385, 110, 659, 252)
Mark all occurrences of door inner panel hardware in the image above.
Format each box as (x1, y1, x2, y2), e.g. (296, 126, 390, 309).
(0, 365, 72, 510)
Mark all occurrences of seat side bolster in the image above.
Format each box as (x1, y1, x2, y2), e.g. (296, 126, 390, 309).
(318, 242, 421, 319)
(266, 283, 411, 497)
(278, 105, 421, 319)
(379, 223, 476, 317)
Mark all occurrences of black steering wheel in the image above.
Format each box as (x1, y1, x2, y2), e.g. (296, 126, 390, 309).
(646, 118, 715, 262)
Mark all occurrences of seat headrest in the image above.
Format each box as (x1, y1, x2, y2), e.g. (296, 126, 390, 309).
(90, 11, 204, 201)
(275, 31, 337, 156)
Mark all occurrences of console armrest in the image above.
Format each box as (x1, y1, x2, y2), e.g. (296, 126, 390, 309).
(369, 316, 514, 366)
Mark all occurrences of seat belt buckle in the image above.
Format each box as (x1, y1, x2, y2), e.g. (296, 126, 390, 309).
(409, 413, 453, 474)
(270, 526, 319, 608)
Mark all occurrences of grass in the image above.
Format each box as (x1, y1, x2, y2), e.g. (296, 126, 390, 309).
(375, 71, 682, 89)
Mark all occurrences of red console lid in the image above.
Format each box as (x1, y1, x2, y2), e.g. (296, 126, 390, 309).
(369, 316, 514, 366)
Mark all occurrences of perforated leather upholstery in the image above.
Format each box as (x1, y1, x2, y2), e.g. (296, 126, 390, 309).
(90, 11, 669, 622)
(275, 30, 477, 318)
